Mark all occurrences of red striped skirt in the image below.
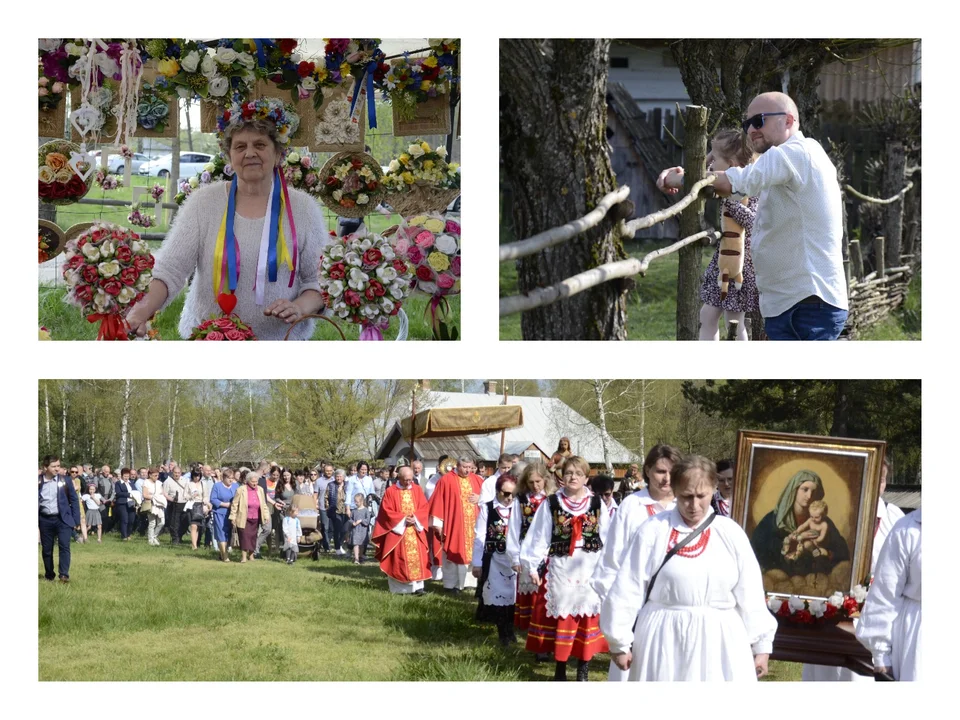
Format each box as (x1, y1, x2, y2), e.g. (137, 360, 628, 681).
(524, 564, 608, 661)
(514, 590, 536, 630)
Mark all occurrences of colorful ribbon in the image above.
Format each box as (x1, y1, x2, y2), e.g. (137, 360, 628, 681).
(359, 318, 388, 341)
(348, 61, 379, 130)
(567, 514, 584, 556)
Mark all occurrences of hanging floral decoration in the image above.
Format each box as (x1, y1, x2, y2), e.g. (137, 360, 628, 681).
(137, 80, 173, 131)
(767, 585, 868, 626)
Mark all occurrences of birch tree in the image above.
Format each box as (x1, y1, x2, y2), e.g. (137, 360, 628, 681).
(118, 379, 132, 469)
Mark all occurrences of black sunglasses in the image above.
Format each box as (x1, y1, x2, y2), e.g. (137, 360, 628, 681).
(742, 112, 787, 133)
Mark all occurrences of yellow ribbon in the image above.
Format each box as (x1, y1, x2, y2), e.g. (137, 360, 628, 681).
(212, 204, 228, 297)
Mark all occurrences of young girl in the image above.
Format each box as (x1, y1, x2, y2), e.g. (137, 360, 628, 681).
(281, 504, 302, 565)
(349, 493, 372, 564)
(520, 456, 611, 681)
(473, 474, 519, 645)
(699, 129, 760, 341)
(81, 482, 104, 543)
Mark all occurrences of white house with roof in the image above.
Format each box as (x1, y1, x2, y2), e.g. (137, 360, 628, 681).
(374, 381, 637, 475)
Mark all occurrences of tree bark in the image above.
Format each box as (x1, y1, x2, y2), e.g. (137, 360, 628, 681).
(60, 386, 68, 459)
(883, 141, 905, 264)
(500, 39, 627, 340)
(167, 380, 180, 463)
(118, 379, 131, 470)
(44, 382, 51, 447)
(672, 40, 751, 129)
(830, 380, 850, 437)
(676, 105, 710, 340)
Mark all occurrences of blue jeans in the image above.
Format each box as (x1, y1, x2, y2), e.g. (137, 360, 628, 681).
(764, 299, 848, 341)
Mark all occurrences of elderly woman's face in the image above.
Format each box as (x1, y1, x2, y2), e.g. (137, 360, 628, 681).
(229, 127, 279, 185)
(246, 473, 259, 486)
(795, 481, 817, 509)
(675, 473, 714, 527)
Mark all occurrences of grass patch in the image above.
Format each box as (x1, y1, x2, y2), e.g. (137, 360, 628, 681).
(39, 536, 804, 681)
(38, 286, 457, 341)
(859, 269, 921, 341)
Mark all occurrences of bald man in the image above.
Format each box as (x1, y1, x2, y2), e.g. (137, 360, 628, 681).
(659, 92, 848, 340)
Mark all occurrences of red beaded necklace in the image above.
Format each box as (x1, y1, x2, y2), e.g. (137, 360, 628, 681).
(667, 527, 711, 558)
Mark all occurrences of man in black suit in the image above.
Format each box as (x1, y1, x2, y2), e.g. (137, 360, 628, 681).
(38, 455, 82, 583)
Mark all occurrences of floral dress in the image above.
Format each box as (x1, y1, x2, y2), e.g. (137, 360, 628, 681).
(699, 196, 760, 313)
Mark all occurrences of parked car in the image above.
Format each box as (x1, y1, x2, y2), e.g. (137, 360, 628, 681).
(138, 152, 215, 179)
(107, 152, 155, 174)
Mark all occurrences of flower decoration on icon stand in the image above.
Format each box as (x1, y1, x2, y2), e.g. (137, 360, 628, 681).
(39, 140, 94, 205)
(767, 584, 869, 626)
(62, 222, 156, 340)
(317, 152, 385, 218)
(188, 98, 301, 339)
(318, 228, 413, 340)
(382, 140, 460, 216)
(392, 213, 461, 340)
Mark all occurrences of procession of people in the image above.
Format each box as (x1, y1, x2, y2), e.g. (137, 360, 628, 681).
(39, 441, 920, 682)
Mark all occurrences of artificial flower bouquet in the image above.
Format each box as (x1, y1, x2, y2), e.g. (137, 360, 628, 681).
(142, 39, 258, 103)
(767, 585, 868, 626)
(175, 154, 233, 205)
(189, 314, 257, 341)
(383, 55, 454, 120)
(316, 152, 384, 218)
(62, 222, 155, 340)
(393, 214, 461, 341)
(382, 140, 460, 216)
(281, 151, 319, 194)
(38, 140, 93, 206)
(318, 227, 412, 340)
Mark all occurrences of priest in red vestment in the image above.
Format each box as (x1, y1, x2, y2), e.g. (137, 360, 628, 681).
(373, 466, 430, 594)
(428, 457, 483, 592)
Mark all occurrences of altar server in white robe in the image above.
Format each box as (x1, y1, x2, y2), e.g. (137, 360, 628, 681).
(856, 507, 922, 681)
(591, 444, 680, 681)
(803, 457, 905, 681)
(600, 455, 777, 681)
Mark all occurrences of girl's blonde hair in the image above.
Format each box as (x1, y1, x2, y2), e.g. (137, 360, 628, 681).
(517, 461, 557, 496)
(712, 129, 757, 167)
(354, 493, 366, 506)
(285, 502, 299, 516)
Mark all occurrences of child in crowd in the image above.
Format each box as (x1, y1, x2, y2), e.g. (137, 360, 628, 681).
(698, 129, 760, 341)
(81, 482, 103, 543)
(281, 504, 302, 565)
(350, 493, 372, 565)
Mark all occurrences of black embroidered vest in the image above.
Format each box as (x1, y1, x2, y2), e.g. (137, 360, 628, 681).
(518, 493, 544, 542)
(547, 493, 603, 556)
(483, 500, 510, 555)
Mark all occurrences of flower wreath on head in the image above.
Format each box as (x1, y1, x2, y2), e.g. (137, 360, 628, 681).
(217, 96, 300, 149)
(212, 97, 302, 316)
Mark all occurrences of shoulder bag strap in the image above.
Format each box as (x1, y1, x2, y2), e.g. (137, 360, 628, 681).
(643, 513, 716, 607)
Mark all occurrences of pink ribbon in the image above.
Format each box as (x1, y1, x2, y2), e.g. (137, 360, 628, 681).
(359, 318, 388, 341)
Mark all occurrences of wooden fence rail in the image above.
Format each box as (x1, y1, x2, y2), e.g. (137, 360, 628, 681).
(499, 177, 718, 317)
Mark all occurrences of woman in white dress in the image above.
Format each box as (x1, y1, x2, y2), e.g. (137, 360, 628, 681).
(600, 455, 776, 681)
(856, 508, 921, 681)
(472, 474, 519, 646)
(520, 456, 611, 681)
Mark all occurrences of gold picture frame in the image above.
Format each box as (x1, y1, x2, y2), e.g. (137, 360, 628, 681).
(732, 429, 885, 601)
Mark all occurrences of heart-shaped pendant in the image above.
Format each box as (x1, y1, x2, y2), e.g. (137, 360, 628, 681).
(70, 102, 103, 139)
(217, 292, 237, 315)
(68, 150, 96, 183)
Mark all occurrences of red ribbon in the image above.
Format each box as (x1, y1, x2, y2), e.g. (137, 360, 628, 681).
(87, 313, 129, 341)
(568, 514, 584, 556)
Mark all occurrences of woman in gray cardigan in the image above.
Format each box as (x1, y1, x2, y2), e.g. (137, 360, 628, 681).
(127, 98, 327, 340)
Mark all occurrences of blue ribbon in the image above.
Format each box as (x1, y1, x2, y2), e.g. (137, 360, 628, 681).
(252, 39, 274, 68)
(349, 61, 379, 130)
(267, 170, 282, 282)
(226, 175, 239, 292)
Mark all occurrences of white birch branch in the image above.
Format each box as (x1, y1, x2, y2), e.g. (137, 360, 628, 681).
(622, 175, 717, 237)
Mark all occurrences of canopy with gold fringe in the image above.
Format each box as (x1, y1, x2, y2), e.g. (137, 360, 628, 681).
(400, 405, 523, 440)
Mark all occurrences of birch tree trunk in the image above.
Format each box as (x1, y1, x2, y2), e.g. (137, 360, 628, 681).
(60, 386, 68, 459)
(167, 380, 180, 463)
(118, 379, 131, 469)
(146, 415, 152, 467)
(592, 380, 614, 474)
(249, 381, 256, 441)
(44, 382, 51, 447)
(500, 39, 628, 340)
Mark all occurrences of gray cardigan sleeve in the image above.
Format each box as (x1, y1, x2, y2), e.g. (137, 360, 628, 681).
(152, 187, 207, 311)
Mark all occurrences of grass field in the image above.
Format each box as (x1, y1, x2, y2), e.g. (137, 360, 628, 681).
(38, 534, 802, 682)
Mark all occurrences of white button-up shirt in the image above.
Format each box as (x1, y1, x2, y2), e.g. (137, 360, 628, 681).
(725, 131, 847, 318)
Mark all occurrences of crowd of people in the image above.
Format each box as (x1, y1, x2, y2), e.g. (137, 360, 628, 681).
(39, 440, 920, 682)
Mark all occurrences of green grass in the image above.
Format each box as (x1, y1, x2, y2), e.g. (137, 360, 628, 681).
(39, 536, 803, 681)
(859, 269, 921, 341)
(39, 287, 457, 341)
(500, 237, 712, 341)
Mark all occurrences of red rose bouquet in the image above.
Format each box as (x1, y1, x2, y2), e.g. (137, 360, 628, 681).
(39, 139, 93, 206)
(189, 314, 257, 341)
(62, 222, 155, 340)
